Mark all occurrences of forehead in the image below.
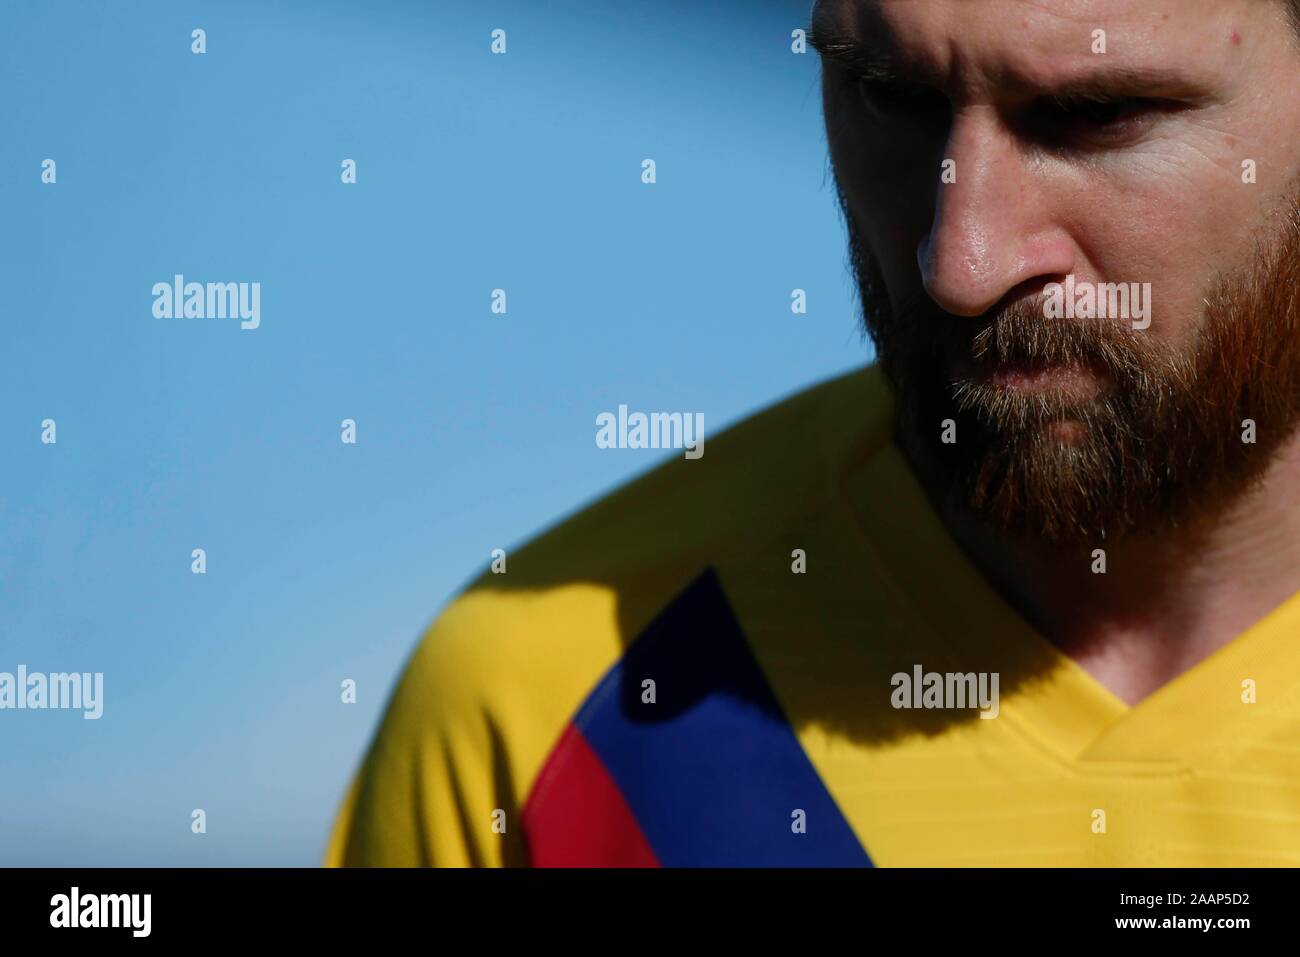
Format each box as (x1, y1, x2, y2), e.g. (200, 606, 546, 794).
(812, 0, 1243, 86)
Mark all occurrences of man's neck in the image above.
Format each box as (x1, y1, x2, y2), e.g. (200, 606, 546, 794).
(928, 432, 1300, 707)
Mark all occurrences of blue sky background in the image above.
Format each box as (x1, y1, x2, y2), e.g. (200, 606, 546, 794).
(0, 0, 872, 865)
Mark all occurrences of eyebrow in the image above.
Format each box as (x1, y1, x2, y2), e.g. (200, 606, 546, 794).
(807, 24, 905, 82)
(806, 23, 1217, 102)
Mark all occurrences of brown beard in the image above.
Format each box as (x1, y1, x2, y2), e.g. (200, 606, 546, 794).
(843, 190, 1300, 544)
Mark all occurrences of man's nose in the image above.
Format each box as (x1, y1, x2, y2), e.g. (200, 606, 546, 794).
(917, 108, 1075, 317)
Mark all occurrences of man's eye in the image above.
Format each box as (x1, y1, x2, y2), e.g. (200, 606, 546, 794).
(1033, 95, 1160, 145)
(854, 77, 948, 119)
(1059, 96, 1146, 125)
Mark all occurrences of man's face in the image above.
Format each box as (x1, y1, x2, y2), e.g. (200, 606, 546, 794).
(815, 0, 1300, 544)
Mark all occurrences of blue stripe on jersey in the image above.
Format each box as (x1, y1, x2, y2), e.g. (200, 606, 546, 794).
(572, 568, 873, 867)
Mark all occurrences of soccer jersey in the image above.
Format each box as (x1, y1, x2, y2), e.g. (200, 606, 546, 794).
(325, 365, 1300, 867)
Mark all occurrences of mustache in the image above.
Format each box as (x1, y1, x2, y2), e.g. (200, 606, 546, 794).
(895, 294, 1177, 384)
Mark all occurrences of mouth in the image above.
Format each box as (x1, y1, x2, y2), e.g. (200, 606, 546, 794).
(980, 358, 1108, 398)
(945, 339, 1112, 402)
(946, 355, 1107, 447)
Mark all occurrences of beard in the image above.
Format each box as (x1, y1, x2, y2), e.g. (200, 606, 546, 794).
(843, 189, 1300, 545)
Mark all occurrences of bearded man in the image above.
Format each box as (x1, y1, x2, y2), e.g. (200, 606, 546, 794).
(330, 0, 1300, 867)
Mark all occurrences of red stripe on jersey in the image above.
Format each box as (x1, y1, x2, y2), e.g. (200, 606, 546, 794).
(521, 722, 660, 867)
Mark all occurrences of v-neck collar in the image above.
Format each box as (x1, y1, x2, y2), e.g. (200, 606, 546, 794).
(840, 420, 1300, 768)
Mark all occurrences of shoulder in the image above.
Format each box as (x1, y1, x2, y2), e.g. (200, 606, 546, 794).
(327, 365, 894, 864)
(421, 363, 893, 691)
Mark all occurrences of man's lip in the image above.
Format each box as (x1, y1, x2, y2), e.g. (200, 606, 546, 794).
(951, 351, 1112, 395)
(989, 360, 1085, 388)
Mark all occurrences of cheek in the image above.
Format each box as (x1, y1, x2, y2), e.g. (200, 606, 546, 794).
(1061, 163, 1246, 349)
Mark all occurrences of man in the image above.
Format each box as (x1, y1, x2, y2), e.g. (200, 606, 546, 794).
(328, 0, 1300, 866)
